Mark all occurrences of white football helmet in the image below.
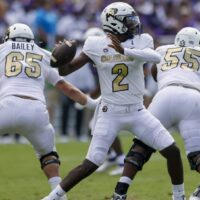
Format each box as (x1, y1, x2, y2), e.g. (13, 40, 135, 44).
(83, 27, 105, 40)
(100, 2, 141, 37)
(174, 27, 200, 47)
(4, 23, 34, 42)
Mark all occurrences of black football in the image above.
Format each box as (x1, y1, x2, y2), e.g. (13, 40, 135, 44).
(50, 40, 77, 68)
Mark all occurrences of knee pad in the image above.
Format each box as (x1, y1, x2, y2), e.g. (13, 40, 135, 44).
(87, 145, 108, 166)
(92, 149, 107, 166)
(187, 151, 200, 171)
(40, 151, 60, 169)
(124, 138, 156, 170)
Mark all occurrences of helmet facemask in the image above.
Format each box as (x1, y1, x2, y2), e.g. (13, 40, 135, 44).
(122, 15, 141, 38)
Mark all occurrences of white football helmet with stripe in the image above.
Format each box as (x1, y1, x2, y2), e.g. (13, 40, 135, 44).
(4, 23, 34, 42)
(100, 2, 141, 38)
(175, 27, 200, 47)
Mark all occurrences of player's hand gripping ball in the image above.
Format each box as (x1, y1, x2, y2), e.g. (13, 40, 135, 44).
(50, 40, 77, 68)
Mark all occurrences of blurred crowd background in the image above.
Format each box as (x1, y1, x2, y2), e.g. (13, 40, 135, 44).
(1, 0, 200, 47)
(0, 0, 199, 144)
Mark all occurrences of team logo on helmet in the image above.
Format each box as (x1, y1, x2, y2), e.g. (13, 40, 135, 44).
(106, 8, 118, 21)
(179, 40, 186, 47)
(108, 8, 118, 16)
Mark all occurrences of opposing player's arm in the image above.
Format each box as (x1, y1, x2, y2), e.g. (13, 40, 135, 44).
(58, 52, 92, 76)
(55, 79, 99, 109)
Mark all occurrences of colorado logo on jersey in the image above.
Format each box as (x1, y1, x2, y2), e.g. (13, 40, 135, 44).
(101, 54, 134, 63)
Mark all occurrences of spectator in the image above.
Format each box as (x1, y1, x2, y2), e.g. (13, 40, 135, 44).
(34, 0, 58, 49)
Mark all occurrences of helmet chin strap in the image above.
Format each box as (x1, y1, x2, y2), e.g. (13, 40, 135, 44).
(125, 32, 134, 39)
(104, 28, 133, 42)
(104, 25, 120, 35)
(118, 34, 133, 42)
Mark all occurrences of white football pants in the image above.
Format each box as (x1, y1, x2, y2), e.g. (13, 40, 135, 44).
(86, 100, 174, 166)
(0, 96, 56, 157)
(148, 85, 200, 155)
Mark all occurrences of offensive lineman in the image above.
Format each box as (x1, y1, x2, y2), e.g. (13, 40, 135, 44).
(0, 23, 98, 200)
(148, 27, 200, 200)
(41, 2, 185, 200)
(111, 27, 200, 200)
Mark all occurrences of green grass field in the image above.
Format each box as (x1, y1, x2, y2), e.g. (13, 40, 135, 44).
(0, 132, 199, 200)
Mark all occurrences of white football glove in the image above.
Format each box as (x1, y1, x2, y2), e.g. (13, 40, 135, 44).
(74, 96, 101, 110)
(74, 102, 85, 110)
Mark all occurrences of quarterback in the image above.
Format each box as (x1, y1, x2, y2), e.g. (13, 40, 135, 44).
(41, 2, 185, 200)
(0, 23, 97, 200)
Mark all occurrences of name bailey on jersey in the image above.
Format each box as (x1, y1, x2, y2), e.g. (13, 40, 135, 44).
(12, 42, 34, 51)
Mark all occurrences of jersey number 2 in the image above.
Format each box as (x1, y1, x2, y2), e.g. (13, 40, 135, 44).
(112, 63, 128, 92)
(5, 52, 42, 78)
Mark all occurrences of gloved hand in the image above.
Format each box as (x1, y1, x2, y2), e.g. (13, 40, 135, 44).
(74, 96, 101, 110)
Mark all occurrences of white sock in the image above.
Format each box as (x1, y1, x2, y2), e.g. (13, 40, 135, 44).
(172, 184, 185, 197)
(48, 176, 62, 190)
(48, 185, 66, 200)
(119, 176, 132, 185)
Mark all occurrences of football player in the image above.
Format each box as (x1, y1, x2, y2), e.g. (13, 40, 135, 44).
(83, 27, 126, 176)
(41, 2, 185, 200)
(0, 23, 98, 200)
(148, 27, 200, 200)
(112, 27, 200, 200)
